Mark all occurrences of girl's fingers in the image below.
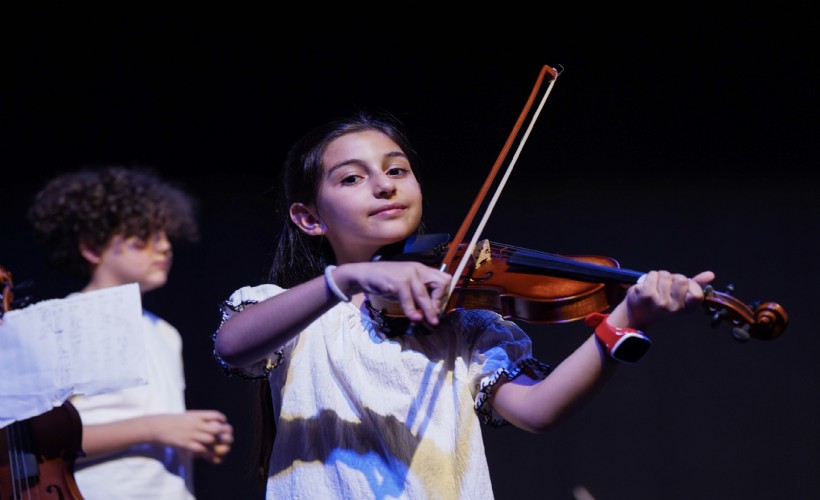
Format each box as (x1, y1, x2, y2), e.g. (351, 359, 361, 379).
(409, 279, 438, 324)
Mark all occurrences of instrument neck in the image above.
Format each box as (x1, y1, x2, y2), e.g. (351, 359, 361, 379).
(507, 248, 643, 284)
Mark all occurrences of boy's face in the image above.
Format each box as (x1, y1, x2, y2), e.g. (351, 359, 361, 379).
(90, 232, 172, 293)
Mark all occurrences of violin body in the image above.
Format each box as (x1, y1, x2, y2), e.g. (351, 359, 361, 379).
(377, 236, 628, 324)
(445, 240, 627, 324)
(0, 402, 85, 500)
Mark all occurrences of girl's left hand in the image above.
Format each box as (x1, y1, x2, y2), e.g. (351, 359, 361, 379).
(623, 270, 715, 329)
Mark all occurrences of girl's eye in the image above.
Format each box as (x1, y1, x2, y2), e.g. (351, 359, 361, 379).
(387, 166, 410, 177)
(340, 174, 361, 186)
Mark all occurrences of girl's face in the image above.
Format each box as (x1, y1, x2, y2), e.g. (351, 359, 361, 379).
(86, 231, 173, 293)
(294, 130, 422, 264)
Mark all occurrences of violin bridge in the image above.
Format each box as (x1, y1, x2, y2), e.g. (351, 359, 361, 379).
(472, 239, 492, 269)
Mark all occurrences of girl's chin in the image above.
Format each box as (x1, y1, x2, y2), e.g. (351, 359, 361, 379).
(372, 226, 417, 242)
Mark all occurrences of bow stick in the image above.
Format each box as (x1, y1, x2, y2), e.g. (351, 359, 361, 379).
(440, 64, 562, 301)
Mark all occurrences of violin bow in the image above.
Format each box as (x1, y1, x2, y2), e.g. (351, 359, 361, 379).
(440, 64, 562, 299)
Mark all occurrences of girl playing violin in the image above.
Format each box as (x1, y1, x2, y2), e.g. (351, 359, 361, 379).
(212, 110, 715, 499)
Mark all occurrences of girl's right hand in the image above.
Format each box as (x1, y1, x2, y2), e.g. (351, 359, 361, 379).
(333, 262, 453, 325)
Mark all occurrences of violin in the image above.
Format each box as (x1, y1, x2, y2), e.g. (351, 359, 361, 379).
(0, 265, 85, 500)
(378, 234, 788, 342)
(371, 63, 788, 342)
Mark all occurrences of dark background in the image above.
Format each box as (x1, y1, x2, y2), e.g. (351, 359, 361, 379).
(3, 13, 818, 500)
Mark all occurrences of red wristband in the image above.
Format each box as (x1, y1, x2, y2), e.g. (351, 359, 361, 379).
(585, 312, 651, 363)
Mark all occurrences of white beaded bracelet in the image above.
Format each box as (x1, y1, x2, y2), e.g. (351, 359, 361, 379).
(324, 265, 351, 302)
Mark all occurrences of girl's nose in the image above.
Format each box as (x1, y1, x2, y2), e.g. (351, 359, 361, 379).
(374, 174, 397, 199)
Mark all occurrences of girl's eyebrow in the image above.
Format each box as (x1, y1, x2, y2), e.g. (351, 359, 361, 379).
(326, 159, 361, 177)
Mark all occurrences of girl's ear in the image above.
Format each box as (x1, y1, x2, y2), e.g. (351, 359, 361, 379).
(79, 242, 103, 265)
(290, 203, 326, 236)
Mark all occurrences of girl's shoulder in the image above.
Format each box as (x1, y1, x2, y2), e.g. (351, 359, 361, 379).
(221, 284, 284, 313)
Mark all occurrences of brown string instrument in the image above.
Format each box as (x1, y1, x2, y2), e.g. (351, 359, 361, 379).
(380, 235, 788, 342)
(371, 64, 788, 342)
(0, 265, 85, 499)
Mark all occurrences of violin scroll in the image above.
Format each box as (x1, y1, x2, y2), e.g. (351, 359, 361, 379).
(702, 284, 788, 342)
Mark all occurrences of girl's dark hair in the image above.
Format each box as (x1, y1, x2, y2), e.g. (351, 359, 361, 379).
(251, 109, 422, 485)
(27, 165, 199, 278)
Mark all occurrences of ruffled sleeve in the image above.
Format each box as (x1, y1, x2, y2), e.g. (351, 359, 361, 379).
(456, 309, 552, 427)
(212, 284, 286, 380)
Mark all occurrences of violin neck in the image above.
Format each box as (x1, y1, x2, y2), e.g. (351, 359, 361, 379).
(507, 248, 644, 284)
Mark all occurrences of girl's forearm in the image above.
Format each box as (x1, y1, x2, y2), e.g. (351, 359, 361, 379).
(214, 275, 336, 367)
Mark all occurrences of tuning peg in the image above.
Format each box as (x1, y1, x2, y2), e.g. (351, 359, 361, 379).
(732, 325, 751, 343)
(711, 309, 727, 328)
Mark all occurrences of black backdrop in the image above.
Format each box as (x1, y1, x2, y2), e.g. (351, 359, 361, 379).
(4, 14, 819, 500)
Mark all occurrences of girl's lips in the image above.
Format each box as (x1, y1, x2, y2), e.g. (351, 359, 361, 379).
(370, 204, 406, 216)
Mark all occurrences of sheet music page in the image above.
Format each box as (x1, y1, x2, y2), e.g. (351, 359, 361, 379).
(0, 283, 147, 427)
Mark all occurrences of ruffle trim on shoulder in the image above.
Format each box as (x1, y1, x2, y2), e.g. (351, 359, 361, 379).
(475, 357, 552, 427)
(212, 296, 283, 381)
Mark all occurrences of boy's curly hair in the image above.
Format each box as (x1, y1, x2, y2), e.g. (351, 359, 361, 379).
(27, 165, 200, 278)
